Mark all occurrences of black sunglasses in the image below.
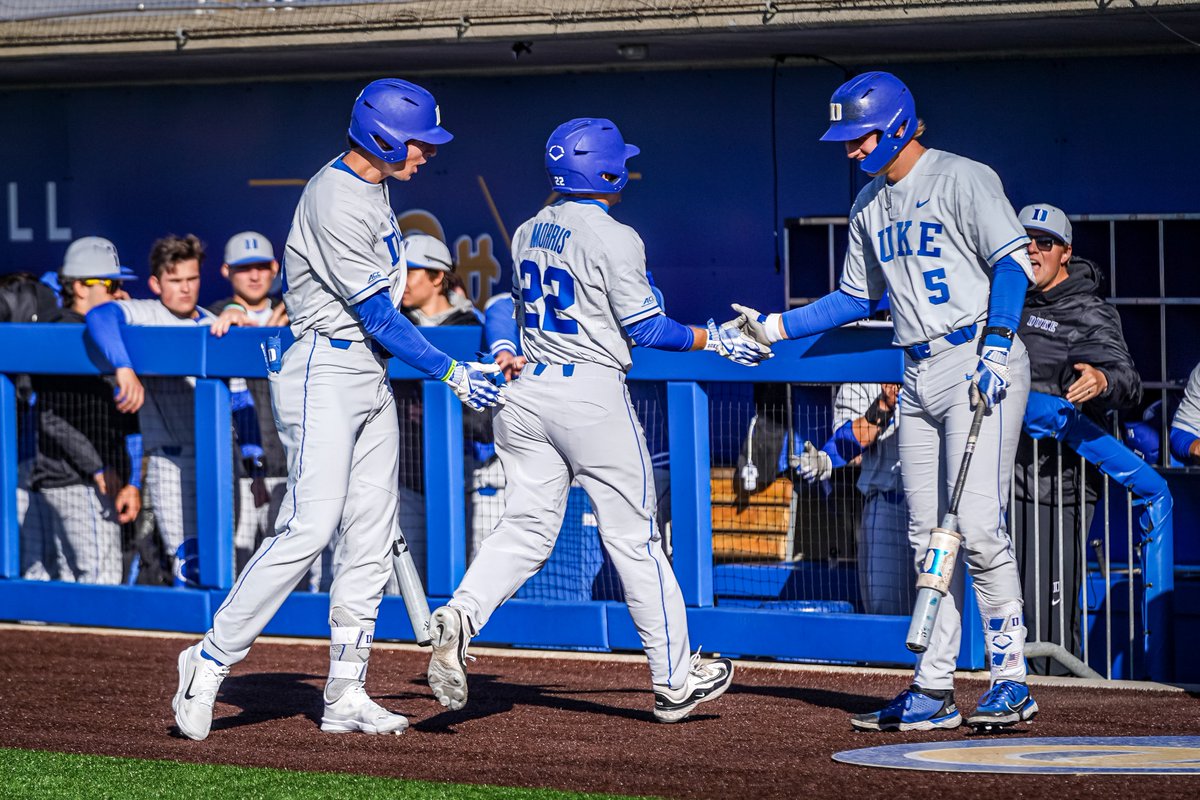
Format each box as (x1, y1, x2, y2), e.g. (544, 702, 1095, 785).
(1030, 234, 1064, 252)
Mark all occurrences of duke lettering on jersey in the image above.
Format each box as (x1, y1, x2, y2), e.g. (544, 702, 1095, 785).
(528, 222, 572, 254)
(875, 220, 943, 262)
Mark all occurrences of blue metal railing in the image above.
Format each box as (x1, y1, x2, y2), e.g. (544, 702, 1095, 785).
(0, 322, 1175, 678)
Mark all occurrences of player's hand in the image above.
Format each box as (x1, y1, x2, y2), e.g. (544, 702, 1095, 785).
(114, 367, 145, 414)
(494, 350, 527, 382)
(444, 360, 505, 411)
(93, 468, 119, 499)
(795, 441, 832, 483)
(250, 476, 271, 508)
(705, 318, 773, 367)
(970, 336, 1012, 409)
(115, 484, 142, 524)
(267, 302, 290, 328)
(1066, 362, 1108, 405)
(730, 303, 785, 346)
(210, 307, 251, 337)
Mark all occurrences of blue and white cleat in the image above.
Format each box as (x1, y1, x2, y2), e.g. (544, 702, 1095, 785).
(850, 685, 961, 732)
(966, 679, 1038, 732)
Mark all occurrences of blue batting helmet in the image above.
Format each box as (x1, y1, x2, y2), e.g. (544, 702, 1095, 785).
(545, 118, 640, 194)
(348, 79, 452, 164)
(1123, 421, 1161, 464)
(820, 71, 917, 176)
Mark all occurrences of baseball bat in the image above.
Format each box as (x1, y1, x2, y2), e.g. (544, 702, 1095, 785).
(392, 532, 432, 646)
(905, 389, 988, 653)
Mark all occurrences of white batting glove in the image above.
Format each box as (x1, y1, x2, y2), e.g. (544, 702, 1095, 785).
(443, 360, 505, 411)
(730, 303, 785, 346)
(794, 441, 832, 483)
(970, 335, 1012, 408)
(705, 318, 772, 367)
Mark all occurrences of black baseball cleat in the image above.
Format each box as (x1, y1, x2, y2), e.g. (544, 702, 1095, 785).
(653, 654, 734, 723)
(966, 680, 1038, 732)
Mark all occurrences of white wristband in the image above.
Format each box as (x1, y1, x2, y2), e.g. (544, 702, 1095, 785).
(763, 313, 785, 344)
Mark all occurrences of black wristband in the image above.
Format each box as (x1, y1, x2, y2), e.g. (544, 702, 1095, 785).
(864, 398, 894, 428)
(983, 325, 1015, 342)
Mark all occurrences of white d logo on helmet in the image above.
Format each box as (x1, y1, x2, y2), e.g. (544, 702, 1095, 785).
(435, 105, 441, 125)
(829, 102, 843, 122)
(548, 145, 566, 161)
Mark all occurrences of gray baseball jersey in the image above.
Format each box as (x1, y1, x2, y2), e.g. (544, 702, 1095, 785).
(511, 199, 661, 372)
(1172, 363, 1200, 437)
(832, 382, 901, 496)
(283, 155, 407, 341)
(839, 149, 1033, 347)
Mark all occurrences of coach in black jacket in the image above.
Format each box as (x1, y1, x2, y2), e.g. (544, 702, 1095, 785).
(1011, 204, 1142, 674)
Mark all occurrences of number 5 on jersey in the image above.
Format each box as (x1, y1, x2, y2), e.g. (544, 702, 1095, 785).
(521, 259, 578, 334)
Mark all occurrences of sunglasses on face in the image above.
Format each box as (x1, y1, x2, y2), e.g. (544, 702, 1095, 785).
(80, 278, 121, 294)
(1030, 235, 1064, 252)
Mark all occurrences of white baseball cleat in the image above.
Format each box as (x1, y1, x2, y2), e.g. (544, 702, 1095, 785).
(427, 605, 471, 711)
(172, 644, 229, 741)
(320, 685, 409, 734)
(653, 653, 734, 723)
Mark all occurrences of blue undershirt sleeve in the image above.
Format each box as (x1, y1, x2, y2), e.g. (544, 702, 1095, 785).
(780, 290, 877, 340)
(1170, 427, 1199, 465)
(625, 314, 695, 351)
(820, 420, 863, 464)
(354, 291, 455, 380)
(84, 302, 133, 370)
(484, 296, 521, 357)
(125, 433, 143, 489)
(987, 254, 1029, 333)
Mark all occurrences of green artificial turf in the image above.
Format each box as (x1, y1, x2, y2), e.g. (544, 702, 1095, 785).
(0, 747, 654, 800)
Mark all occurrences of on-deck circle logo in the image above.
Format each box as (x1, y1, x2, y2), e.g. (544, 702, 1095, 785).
(833, 736, 1200, 774)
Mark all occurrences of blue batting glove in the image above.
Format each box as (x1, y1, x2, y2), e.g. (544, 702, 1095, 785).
(970, 334, 1012, 408)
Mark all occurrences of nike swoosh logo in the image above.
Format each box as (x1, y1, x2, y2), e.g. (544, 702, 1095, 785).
(183, 674, 198, 701)
(916, 199, 931, 208)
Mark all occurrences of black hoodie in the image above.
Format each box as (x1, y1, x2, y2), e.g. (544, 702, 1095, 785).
(1019, 256, 1142, 425)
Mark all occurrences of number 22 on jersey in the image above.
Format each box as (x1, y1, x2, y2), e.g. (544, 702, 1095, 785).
(520, 259, 578, 334)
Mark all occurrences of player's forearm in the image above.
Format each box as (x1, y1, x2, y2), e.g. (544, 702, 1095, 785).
(484, 295, 521, 357)
(986, 254, 1029, 333)
(84, 301, 134, 370)
(354, 292, 454, 379)
(776, 290, 875, 341)
(625, 314, 696, 352)
(1169, 427, 1199, 465)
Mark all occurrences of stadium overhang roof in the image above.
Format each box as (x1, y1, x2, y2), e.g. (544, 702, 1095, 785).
(0, 0, 1197, 87)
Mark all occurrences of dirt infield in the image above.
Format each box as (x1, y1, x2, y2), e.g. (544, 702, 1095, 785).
(1, 626, 1197, 799)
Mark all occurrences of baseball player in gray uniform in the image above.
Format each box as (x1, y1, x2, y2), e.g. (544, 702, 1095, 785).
(427, 117, 768, 724)
(171, 78, 502, 741)
(734, 72, 1038, 732)
(799, 383, 912, 615)
(1170, 363, 1200, 465)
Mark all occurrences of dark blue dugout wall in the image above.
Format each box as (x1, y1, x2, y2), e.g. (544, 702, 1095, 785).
(0, 54, 1196, 322)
